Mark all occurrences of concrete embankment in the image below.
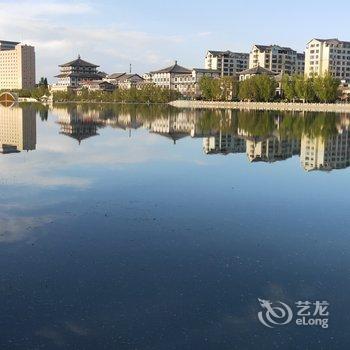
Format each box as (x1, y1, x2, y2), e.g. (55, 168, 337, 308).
(169, 100, 350, 113)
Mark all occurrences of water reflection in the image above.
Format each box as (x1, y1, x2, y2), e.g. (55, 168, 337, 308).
(2, 103, 350, 172)
(0, 104, 36, 153)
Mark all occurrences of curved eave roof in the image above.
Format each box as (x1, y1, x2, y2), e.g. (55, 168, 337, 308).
(151, 63, 191, 75)
(59, 57, 99, 68)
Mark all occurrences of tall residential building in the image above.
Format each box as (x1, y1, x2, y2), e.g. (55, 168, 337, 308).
(0, 41, 35, 90)
(205, 50, 249, 77)
(249, 44, 305, 75)
(305, 38, 350, 82)
(0, 105, 36, 154)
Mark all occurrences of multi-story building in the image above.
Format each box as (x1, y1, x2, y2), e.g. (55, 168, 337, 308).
(150, 61, 192, 89)
(305, 38, 350, 83)
(249, 44, 305, 75)
(205, 50, 249, 77)
(0, 104, 36, 153)
(0, 41, 35, 90)
(52, 55, 103, 91)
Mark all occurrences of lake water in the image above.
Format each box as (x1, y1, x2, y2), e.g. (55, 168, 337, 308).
(0, 103, 350, 349)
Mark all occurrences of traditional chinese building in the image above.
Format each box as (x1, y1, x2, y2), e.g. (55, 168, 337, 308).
(53, 55, 103, 90)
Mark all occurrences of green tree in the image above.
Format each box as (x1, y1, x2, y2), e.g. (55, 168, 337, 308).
(238, 75, 276, 102)
(314, 74, 340, 103)
(282, 75, 298, 101)
(199, 76, 221, 101)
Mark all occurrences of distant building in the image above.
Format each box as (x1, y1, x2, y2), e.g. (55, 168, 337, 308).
(239, 66, 278, 81)
(80, 80, 115, 92)
(0, 104, 36, 154)
(112, 73, 145, 89)
(205, 50, 249, 77)
(305, 38, 350, 83)
(149, 62, 219, 97)
(249, 44, 305, 75)
(150, 61, 192, 89)
(0, 41, 35, 90)
(52, 55, 103, 90)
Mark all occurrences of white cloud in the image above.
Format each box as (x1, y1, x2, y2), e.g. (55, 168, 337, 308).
(0, 0, 190, 80)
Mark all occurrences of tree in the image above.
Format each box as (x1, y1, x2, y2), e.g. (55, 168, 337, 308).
(238, 75, 276, 102)
(295, 75, 317, 102)
(282, 75, 298, 101)
(199, 76, 221, 101)
(256, 75, 277, 102)
(38, 77, 48, 88)
(220, 77, 239, 101)
(314, 74, 340, 103)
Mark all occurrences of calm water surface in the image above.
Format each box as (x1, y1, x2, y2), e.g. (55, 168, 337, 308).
(0, 103, 350, 349)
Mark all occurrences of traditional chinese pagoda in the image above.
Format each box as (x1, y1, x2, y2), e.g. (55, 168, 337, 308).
(54, 55, 102, 88)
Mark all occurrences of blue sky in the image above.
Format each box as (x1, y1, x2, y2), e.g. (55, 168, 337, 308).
(1, 0, 350, 81)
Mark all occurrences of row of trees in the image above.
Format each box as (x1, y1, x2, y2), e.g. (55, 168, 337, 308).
(199, 77, 239, 101)
(198, 74, 341, 103)
(53, 85, 182, 103)
(238, 75, 277, 102)
(282, 74, 340, 103)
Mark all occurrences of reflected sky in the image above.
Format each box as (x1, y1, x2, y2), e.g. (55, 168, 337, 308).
(0, 104, 350, 349)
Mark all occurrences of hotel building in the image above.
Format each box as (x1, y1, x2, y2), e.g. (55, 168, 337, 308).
(305, 38, 350, 82)
(249, 44, 305, 75)
(205, 50, 249, 77)
(0, 41, 36, 90)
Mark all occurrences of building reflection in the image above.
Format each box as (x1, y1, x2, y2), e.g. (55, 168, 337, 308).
(52, 106, 102, 144)
(49, 105, 350, 172)
(300, 128, 350, 171)
(0, 104, 36, 154)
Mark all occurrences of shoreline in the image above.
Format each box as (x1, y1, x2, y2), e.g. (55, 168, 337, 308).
(169, 100, 350, 113)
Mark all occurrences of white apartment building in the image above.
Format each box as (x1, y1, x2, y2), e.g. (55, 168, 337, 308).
(305, 38, 350, 83)
(249, 45, 305, 75)
(0, 41, 36, 90)
(205, 50, 249, 77)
